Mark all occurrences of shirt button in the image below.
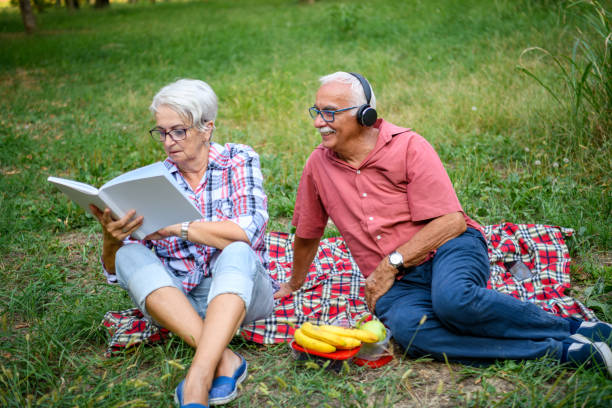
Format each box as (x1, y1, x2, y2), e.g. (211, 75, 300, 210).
(376, 235, 382, 240)
(356, 170, 361, 174)
(362, 193, 367, 197)
(368, 216, 374, 221)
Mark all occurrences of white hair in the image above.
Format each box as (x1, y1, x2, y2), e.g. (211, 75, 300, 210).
(150, 79, 218, 132)
(319, 71, 377, 113)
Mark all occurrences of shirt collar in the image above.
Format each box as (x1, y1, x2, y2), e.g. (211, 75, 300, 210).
(163, 142, 226, 174)
(319, 118, 412, 169)
(376, 118, 412, 144)
(358, 119, 412, 167)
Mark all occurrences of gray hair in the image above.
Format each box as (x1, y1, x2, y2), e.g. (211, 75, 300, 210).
(319, 71, 377, 114)
(150, 79, 218, 132)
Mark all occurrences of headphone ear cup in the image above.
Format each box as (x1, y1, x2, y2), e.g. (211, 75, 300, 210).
(356, 104, 377, 126)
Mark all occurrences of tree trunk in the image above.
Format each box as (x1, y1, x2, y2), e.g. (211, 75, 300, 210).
(94, 0, 109, 8)
(18, 0, 37, 34)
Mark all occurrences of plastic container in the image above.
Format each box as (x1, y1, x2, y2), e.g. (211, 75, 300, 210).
(353, 328, 393, 368)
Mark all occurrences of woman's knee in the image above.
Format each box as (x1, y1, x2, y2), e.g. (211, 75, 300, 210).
(115, 243, 155, 285)
(114, 244, 178, 310)
(209, 241, 260, 307)
(214, 241, 257, 276)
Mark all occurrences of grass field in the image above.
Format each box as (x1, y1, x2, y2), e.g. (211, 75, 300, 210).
(1, 0, 611, 406)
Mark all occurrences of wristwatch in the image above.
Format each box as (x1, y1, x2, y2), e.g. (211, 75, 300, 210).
(180, 221, 191, 240)
(388, 251, 404, 269)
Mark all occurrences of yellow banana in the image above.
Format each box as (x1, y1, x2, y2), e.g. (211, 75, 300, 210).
(301, 322, 361, 349)
(294, 327, 336, 353)
(319, 324, 379, 343)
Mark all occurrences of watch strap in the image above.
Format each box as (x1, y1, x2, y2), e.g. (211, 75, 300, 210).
(180, 221, 190, 240)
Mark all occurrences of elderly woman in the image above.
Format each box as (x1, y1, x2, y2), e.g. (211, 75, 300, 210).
(91, 79, 276, 408)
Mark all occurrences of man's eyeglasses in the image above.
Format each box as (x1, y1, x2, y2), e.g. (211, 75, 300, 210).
(149, 127, 192, 142)
(309, 106, 357, 123)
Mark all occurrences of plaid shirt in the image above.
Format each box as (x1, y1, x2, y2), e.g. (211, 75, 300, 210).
(103, 142, 269, 292)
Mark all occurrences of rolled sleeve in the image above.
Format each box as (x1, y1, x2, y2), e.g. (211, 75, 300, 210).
(226, 148, 269, 245)
(405, 136, 463, 221)
(292, 157, 328, 239)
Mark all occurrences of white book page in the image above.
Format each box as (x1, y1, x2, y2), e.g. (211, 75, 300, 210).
(100, 167, 202, 239)
(101, 162, 167, 189)
(47, 177, 108, 216)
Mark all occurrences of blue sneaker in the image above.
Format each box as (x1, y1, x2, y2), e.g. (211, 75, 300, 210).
(576, 321, 612, 344)
(174, 379, 209, 408)
(564, 334, 612, 377)
(208, 352, 248, 406)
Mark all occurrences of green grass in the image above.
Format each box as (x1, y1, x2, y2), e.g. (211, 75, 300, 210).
(1, 0, 611, 406)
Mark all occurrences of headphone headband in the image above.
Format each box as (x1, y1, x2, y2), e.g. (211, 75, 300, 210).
(348, 72, 372, 105)
(347, 72, 377, 127)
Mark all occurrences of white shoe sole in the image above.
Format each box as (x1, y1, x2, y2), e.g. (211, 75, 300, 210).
(569, 334, 612, 376)
(591, 342, 612, 377)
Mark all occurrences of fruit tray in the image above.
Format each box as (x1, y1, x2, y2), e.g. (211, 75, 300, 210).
(290, 340, 363, 372)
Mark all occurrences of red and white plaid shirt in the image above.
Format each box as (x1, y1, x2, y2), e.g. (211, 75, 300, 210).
(103, 142, 269, 292)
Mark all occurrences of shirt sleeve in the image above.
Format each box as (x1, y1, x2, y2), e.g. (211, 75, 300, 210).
(225, 146, 269, 246)
(405, 135, 463, 221)
(292, 155, 328, 239)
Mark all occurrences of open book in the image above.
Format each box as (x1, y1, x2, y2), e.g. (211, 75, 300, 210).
(48, 162, 202, 240)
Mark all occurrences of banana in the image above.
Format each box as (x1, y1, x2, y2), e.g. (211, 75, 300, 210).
(300, 322, 361, 349)
(294, 327, 336, 353)
(319, 324, 379, 343)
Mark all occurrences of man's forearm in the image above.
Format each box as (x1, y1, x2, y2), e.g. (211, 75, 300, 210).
(289, 235, 320, 290)
(396, 211, 467, 268)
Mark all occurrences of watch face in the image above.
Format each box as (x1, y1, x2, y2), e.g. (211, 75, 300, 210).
(389, 252, 402, 267)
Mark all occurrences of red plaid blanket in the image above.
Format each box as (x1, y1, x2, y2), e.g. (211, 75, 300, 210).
(101, 223, 596, 355)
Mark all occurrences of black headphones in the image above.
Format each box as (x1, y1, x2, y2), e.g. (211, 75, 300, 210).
(348, 72, 378, 127)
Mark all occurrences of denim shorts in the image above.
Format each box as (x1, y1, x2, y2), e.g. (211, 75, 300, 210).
(114, 241, 275, 324)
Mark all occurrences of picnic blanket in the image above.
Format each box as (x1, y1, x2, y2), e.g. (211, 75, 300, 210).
(101, 223, 597, 356)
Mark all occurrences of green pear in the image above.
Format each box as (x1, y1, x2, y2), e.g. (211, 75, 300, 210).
(358, 319, 387, 342)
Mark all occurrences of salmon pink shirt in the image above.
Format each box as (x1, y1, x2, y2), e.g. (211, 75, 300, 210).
(292, 119, 482, 277)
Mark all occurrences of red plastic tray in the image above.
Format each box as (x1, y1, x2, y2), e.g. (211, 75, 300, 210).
(352, 354, 393, 368)
(290, 340, 361, 360)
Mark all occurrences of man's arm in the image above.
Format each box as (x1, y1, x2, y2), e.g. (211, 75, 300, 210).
(365, 211, 466, 312)
(396, 211, 466, 268)
(273, 235, 320, 299)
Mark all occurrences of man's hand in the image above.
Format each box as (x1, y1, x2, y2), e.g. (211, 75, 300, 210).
(274, 281, 303, 299)
(365, 258, 397, 313)
(274, 282, 301, 300)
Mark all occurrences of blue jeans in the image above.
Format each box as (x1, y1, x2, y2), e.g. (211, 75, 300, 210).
(375, 228, 571, 363)
(114, 241, 275, 325)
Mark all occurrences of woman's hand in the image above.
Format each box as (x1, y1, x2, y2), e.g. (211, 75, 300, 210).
(90, 205, 143, 242)
(143, 224, 180, 240)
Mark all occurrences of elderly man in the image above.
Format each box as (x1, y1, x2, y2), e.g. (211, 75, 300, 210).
(274, 71, 612, 375)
